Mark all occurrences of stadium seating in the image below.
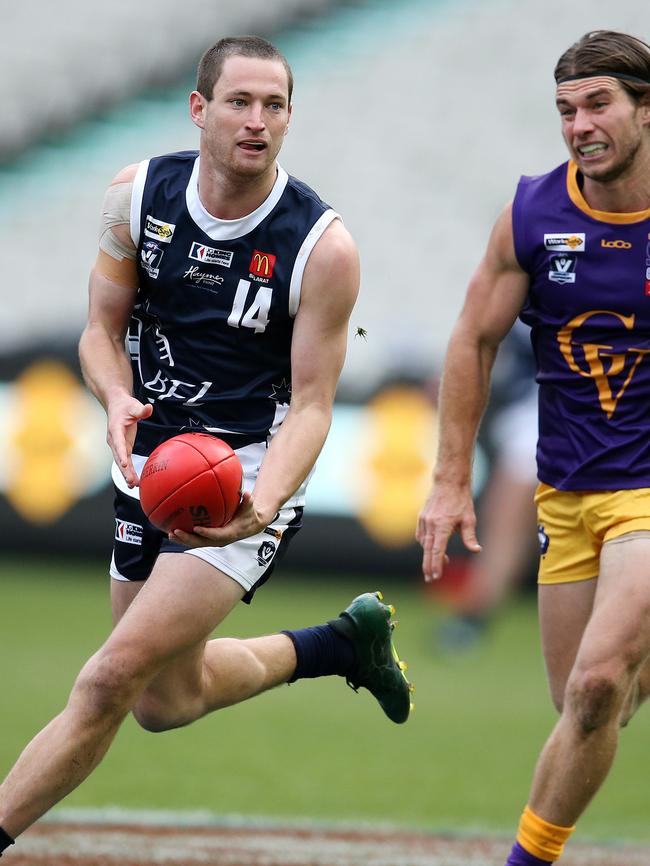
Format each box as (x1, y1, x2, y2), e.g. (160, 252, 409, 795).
(0, 0, 338, 159)
(0, 0, 646, 386)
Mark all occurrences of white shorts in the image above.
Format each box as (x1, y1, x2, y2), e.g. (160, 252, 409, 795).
(110, 446, 304, 603)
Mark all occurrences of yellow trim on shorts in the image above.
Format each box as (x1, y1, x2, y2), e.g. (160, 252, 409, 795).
(536, 483, 650, 585)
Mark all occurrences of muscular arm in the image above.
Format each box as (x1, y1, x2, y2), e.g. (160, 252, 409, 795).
(254, 219, 360, 517)
(78, 164, 152, 487)
(177, 218, 360, 546)
(417, 203, 530, 580)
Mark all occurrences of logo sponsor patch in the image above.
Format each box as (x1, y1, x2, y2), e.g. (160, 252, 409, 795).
(183, 266, 224, 292)
(144, 215, 176, 244)
(548, 253, 577, 285)
(544, 233, 585, 252)
(601, 239, 632, 249)
(256, 540, 276, 566)
(141, 240, 164, 279)
(189, 242, 233, 267)
(115, 519, 143, 546)
(249, 249, 276, 278)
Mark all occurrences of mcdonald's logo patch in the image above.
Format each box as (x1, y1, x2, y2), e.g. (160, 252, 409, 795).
(249, 249, 276, 278)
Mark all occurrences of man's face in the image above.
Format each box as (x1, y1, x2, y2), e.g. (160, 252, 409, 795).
(555, 76, 650, 183)
(192, 55, 291, 178)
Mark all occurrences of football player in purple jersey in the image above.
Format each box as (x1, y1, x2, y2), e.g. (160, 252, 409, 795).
(418, 30, 650, 866)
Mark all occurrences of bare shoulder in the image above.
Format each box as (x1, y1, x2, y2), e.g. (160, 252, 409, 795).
(312, 218, 358, 261)
(457, 200, 528, 340)
(110, 163, 140, 185)
(296, 218, 359, 327)
(485, 201, 521, 272)
(303, 218, 360, 295)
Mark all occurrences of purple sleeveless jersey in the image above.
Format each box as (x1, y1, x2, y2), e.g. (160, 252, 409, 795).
(513, 160, 650, 490)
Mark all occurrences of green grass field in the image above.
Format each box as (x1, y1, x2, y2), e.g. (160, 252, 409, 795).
(1, 557, 648, 844)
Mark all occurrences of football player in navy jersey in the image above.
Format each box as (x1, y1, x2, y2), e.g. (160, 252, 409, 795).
(0, 36, 412, 857)
(417, 30, 650, 866)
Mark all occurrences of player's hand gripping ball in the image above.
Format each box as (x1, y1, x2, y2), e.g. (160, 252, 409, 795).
(139, 433, 243, 533)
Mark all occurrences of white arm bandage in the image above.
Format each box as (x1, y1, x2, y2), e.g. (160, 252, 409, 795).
(99, 182, 136, 261)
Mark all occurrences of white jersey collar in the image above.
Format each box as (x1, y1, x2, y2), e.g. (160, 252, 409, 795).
(186, 156, 288, 240)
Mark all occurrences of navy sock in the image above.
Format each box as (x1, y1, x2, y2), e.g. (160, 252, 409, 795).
(0, 826, 15, 856)
(282, 623, 356, 682)
(505, 841, 553, 865)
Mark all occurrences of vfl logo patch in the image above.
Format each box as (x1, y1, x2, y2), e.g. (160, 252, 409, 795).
(249, 250, 276, 278)
(189, 242, 234, 267)
(548, 253, 577, 285)
(256, 540, 276, 566)
(144, 215, 176, 244)
(115, 519, 143, 546)
(537, 524, 549, 556)
(544, 233, 585, 252)
(141, 240, 164, 279)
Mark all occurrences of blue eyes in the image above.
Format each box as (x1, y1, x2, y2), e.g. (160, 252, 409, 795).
(229, 100, 283, 111)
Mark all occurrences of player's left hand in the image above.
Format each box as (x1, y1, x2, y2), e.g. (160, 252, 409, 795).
(417, 480, 481, 582)
(170, 492, 270, 548)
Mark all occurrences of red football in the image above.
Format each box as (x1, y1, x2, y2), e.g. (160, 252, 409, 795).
(139, 433, 243, 533)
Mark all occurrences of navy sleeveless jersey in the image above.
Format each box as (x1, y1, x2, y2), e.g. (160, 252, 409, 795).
(128, 150, 339, 454)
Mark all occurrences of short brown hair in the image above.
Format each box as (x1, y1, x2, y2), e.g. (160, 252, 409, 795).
(554, 30, 650, 102)
(196, 36, 293, 102)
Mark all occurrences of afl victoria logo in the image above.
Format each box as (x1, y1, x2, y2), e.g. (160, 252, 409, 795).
(548, 254, 576, 284)
(256, 540, 276, 566)
(537, 524, 549, 555)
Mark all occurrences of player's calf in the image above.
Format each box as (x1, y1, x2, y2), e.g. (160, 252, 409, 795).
(131, 695, 197, 733)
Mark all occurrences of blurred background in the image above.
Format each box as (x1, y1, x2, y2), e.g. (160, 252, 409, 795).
(1, 0, 649, 848)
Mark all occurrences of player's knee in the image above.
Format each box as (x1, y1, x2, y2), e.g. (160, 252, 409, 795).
(73, 651, 145, 721)
(566, 666, 624, 734)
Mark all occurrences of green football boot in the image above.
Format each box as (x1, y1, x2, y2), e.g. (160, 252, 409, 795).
(329, 591, 414, 724)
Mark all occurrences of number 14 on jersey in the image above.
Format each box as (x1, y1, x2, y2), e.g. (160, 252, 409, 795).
(227, 279, 272, 334)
